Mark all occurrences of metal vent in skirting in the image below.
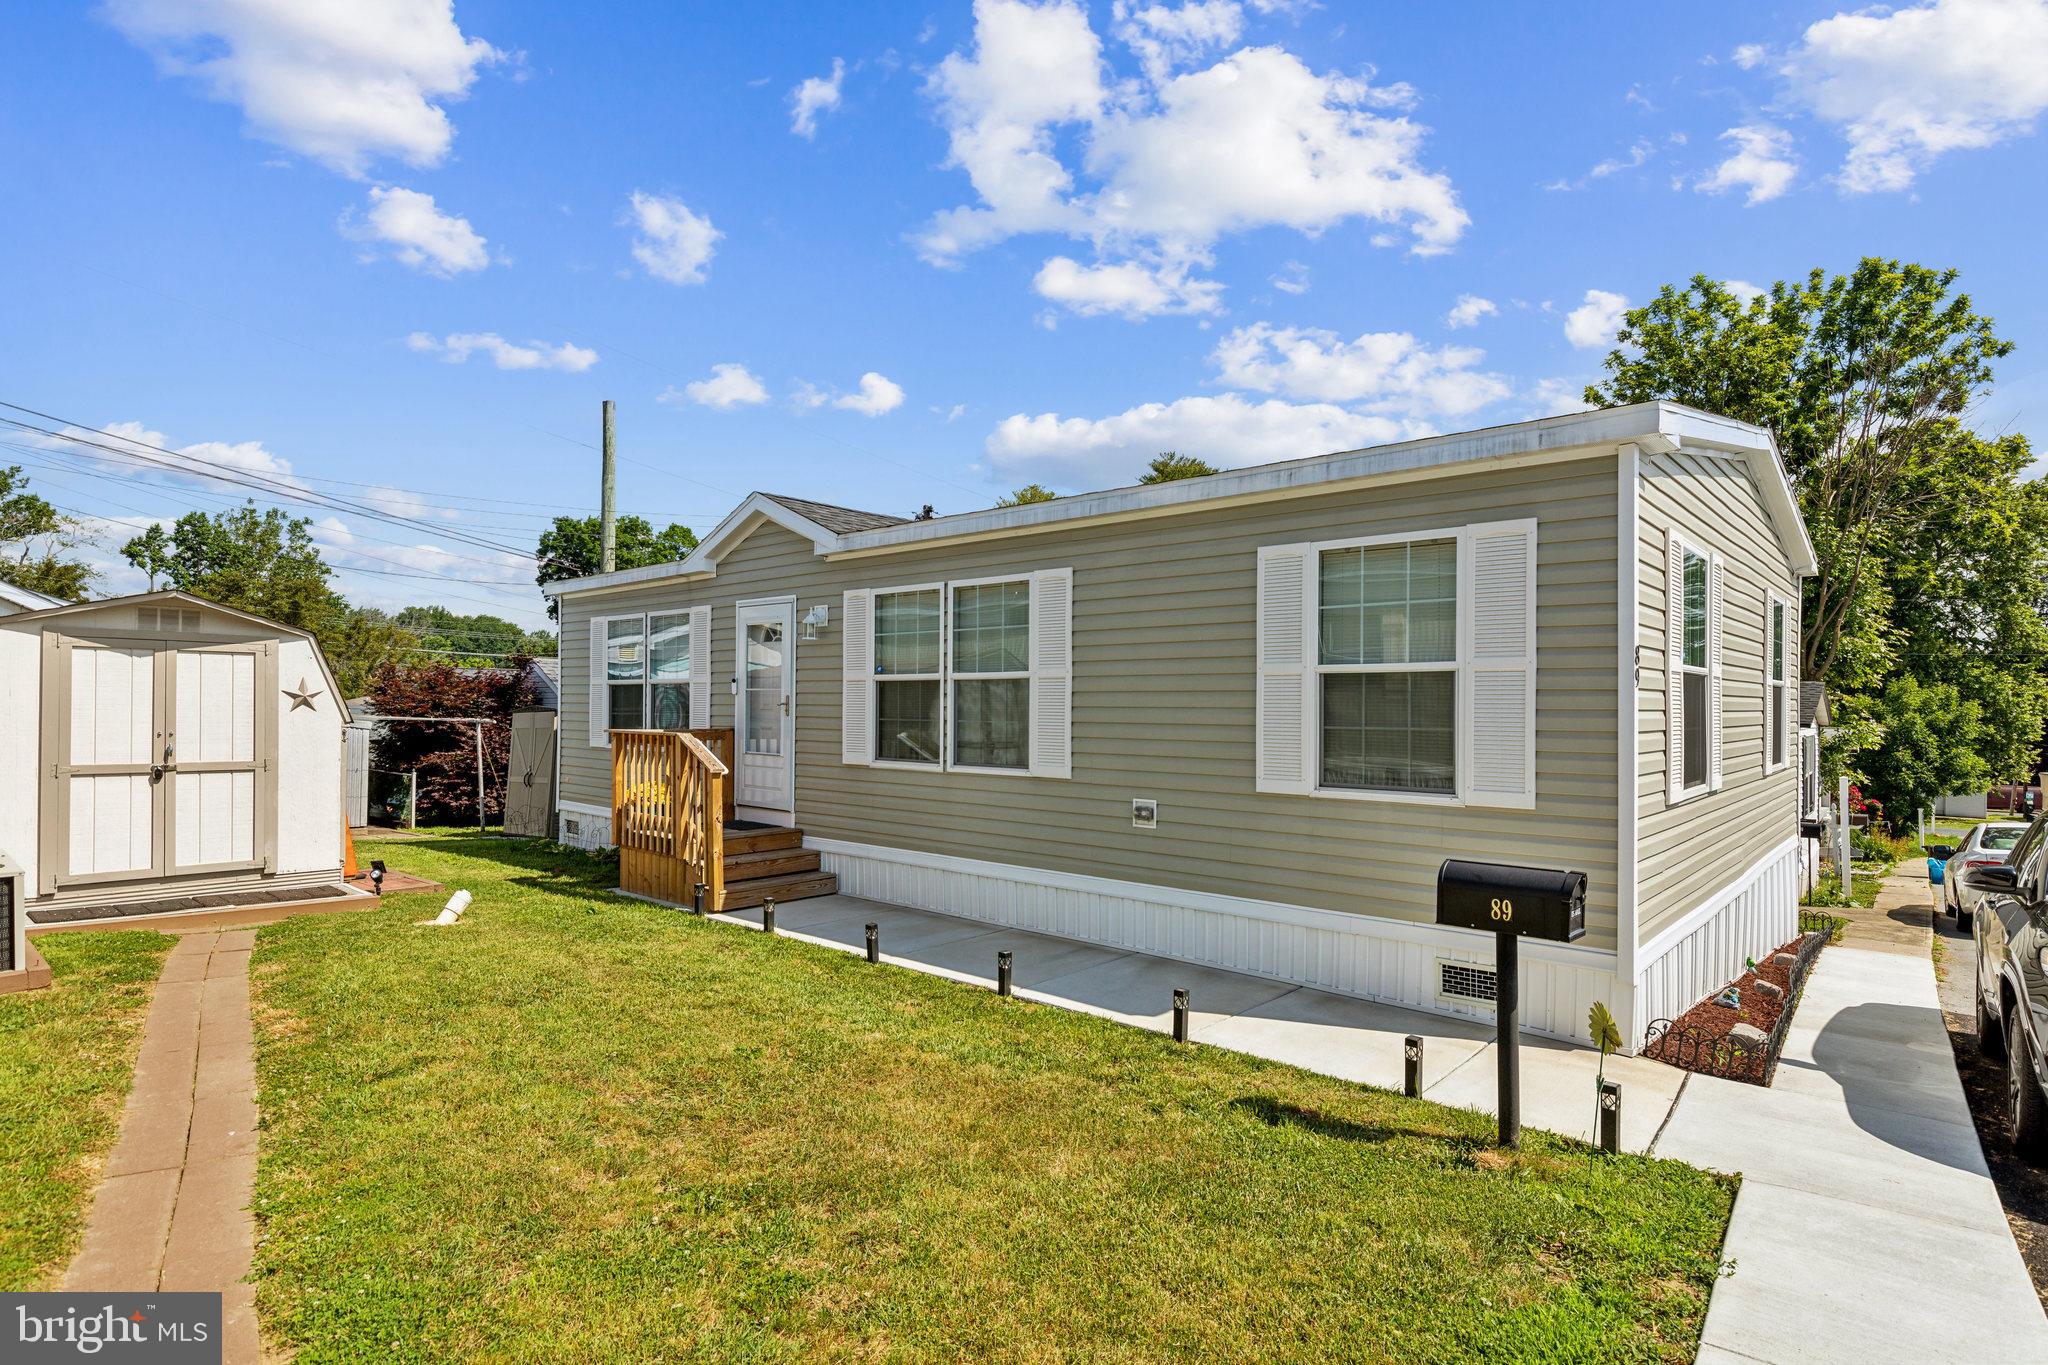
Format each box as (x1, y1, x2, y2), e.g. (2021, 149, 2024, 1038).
(1438, 960, 1498, 1004)
(563, 817, 581, 837)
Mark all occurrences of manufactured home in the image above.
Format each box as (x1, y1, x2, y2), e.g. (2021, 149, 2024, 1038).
(0, 590, 350, 926)
(545, 402, 1814, 1049)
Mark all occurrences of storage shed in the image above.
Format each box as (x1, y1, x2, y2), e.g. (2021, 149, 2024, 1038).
(0, 590, 350, 921)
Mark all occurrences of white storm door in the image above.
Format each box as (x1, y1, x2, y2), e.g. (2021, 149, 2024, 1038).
(62, 644, 159, 882)
(167, 647, 264, 874)
(735, 600, 796, 817)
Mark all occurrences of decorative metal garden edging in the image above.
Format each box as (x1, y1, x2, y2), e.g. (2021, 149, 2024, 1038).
(1642, 928, 1829, 1086)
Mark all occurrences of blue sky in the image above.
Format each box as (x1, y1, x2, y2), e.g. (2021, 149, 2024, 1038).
(4, 0, 2046, 630)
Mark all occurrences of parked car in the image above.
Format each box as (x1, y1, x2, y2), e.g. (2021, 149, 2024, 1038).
(1964, 818, 2048, 1161)
(1926, 822, 2029, 931)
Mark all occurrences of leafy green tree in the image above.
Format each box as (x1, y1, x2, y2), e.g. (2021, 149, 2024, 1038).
(1139, 452, 1219, 484)
(124, 523, 173, 590)
(127, 502, 340, 631)
(535, 514, 698, 619)
(1586, 260, 2048, 817)
(0, 465, 96, 601)
(393, 605, 557, 663)
(997, 483, 1058, 507)
(323, 606, 422, 699)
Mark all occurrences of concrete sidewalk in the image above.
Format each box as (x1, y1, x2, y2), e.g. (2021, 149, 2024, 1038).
(712, 892, 1687, 1151)
(65, 929, 264, 1365)
(1656, 871, 2048, 1363)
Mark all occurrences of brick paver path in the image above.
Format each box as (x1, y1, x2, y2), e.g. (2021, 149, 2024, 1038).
(65, 929, 263, 1363)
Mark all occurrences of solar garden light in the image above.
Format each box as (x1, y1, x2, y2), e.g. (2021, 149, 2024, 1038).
(865, 923, 879, 964)
(761, 897, 776, 934)
(692, 881, 707, 916)
(996, 950, 1013, 997)
(1404, 1035, 1423, 1098)
(369, 859, 386, 896)
(1172, 988, 1190, 1044)
(1599, 1080, 1622, 1155)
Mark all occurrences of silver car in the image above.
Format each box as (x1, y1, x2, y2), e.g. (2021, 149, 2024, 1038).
(1934, 821, 2030, 930)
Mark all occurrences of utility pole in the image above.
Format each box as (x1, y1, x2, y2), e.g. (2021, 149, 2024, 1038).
(600, 398, 617, 574)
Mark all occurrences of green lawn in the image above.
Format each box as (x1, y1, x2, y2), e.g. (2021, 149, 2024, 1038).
(0, 931, 172, 1288)
(251, 836, 1735, 1363)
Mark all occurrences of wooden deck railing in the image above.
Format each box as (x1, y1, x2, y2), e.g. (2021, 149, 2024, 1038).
(611, 728, 733, 909)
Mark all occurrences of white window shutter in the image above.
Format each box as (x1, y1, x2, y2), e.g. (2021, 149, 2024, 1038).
(1784, 593, 1799, 769)
(588, 615, 610, 747)
(1463, 519, 1538, 810)
(1667, 532, 1684, 801)
(842, 590, 873, 766)
(1255, 544, 1314, 794)
(688, 605, 711, 729)
(1709, 553, 1725, 791)
(1029, 568, 1074, 778)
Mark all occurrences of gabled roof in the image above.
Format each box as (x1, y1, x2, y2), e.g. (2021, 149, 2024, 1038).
(545, 402, 1819, 599)
(0, 579, 64, 613)
(760, 493, 907, 535)
(4, 589, 350, 720)
(1800, 681, 1829, 728)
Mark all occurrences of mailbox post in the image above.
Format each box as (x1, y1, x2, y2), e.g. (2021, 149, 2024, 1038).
(1436, 859, 1588, 1149)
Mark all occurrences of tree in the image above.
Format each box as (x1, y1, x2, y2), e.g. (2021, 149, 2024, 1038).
(125, 523, 173, 590)
(0, 466, 96, 601)
(535, 514, 698, 619)
(997, 484, 1058, 506)
(1586, 260, 2048, 817)
(393, 605, 557, 664)
(322, 606, 421, 699)
(127, 502, 340, 631)
(1139, 451, 1218, 484)
(366, 660, 540, 825)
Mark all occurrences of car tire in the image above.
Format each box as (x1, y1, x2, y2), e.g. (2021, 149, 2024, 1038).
(1978, 961, 2006, 1060)
(1957, 904, 1973, 933)
(2008, 1007, 2048, 1163)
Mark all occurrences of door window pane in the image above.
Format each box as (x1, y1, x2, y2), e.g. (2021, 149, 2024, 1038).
(953, 581, 1030, 673)
(954, 678, 1029, 769)
(1320, 671, 1454, 794)
(875, 590, 942, 675)
(877, 680, 941, 764)
(1319, 540, 1456, 665)
(744, 623, 784, 756)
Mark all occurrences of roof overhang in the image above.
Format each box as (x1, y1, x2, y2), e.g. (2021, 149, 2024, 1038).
(0, 579, 64, 613)
(4, 589, 353, 721)
(545, 401, 1816, 601)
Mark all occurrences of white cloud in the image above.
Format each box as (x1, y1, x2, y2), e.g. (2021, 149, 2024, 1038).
(1445, 294, 1497, 329)
(1212, 323, 1510, 415)
(625, 191, 720, 285)
(1564, 289, 1630, 350)
(312, 514, 530, 584)
(1731, 42, 1769, 70)
(667, 363, 770, 409)
(405, 331, 596, 371)
(790, 57, 846, 138)
(104, 0, 501, 177)
(40, 420, 302, 492)
(1696, 123, 1798, 205)
(1547, 137, 1656, 191)
(916, 0, 1465, 305)
(835, 372, 906, 416)
(1032, 254, 1223, 317)
(1726, 279, 1766, 306)
(1270, 260, 1311, 294)
(986, 393, 1406, 486)
(344, 186, 489, 275)
(1524, 377, 1595, 417)
(1783, 0, 2048, 192)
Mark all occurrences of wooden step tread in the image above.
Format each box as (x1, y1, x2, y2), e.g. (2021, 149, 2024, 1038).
(716, 870, 838, 911)
(723, 826, 804, 855)
(723, 847, 822, 880)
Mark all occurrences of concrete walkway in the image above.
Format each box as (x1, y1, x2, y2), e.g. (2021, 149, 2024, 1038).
(65, 929, 263, 1365)
(1656, 870, 2048, 1363)
(713, 893, 1688, 1151)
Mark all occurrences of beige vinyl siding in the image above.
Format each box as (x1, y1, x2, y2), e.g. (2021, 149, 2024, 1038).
(561, 455, 1623, 949)
(1635, 449, 1801, 945)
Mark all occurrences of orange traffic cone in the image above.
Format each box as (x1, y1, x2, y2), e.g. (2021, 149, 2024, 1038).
(343, 817, 359, 880)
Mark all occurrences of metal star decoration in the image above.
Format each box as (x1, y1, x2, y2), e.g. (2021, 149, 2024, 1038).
(283, 677, 323, 712)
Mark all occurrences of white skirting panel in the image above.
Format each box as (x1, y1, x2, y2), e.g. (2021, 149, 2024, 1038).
(558, 802, 612, 852)
(1633, 836, 1801, 1045)
(811, 837, 1623, 1045)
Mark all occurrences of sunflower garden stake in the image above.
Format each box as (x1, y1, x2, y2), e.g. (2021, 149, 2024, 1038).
(1589, 1002, 1624, 1152)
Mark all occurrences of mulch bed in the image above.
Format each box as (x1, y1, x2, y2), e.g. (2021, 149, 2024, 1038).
(1642, 935, 1817, 1085)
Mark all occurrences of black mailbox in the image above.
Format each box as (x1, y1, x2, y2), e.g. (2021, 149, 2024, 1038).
(1437, 860, 1587, 943)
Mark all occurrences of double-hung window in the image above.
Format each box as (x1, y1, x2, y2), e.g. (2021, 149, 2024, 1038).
(1767, 595, 1788, 771)
(846, 570, 1073, 778)
(590, 607, 709, 744)
(1316, 539, 1458, 795)
(1666, 532, 1720, 799)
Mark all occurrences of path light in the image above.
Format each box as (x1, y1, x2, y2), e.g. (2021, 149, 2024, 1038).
(865, 923, 879, 964)
(692, 882, 707, 916)
(996, 950, 1013, 997)
(1172, 988, 1190, 1044)
(369, 859, 386, 896)
(1599, 1080, 1622, 1155)
(762, 897, 776, 934)
(1404, 1035, 1423, 1098)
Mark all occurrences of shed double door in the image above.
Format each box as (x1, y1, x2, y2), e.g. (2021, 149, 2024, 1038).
(50, 637, 274, 891)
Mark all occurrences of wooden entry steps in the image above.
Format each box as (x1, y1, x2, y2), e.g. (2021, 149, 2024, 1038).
(719, 826, 837, 910)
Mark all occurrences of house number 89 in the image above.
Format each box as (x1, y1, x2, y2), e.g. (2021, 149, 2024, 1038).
(1490, 898, 1514, 922)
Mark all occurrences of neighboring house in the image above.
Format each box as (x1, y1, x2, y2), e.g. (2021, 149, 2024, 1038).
(545, 403, 1815, 1050)
(0, 580, 64, 616)
(0, 590, 349, 921)
(524, 656, 561, 710)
